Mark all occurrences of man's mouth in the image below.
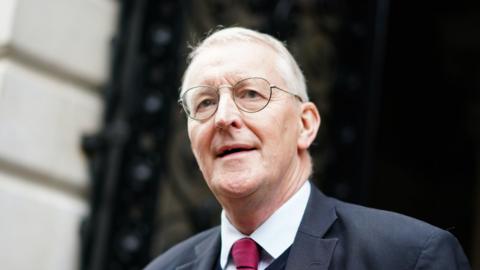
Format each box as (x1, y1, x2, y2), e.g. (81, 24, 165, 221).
(217, 145, 256, 158)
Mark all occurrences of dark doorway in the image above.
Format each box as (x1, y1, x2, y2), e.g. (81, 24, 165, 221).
(370, 0, 479, 263)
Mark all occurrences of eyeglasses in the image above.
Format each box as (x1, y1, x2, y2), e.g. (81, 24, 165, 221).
(179, 77, 302, 121)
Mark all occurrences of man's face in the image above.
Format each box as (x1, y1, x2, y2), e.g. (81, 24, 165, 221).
(183, 42, 303, 204)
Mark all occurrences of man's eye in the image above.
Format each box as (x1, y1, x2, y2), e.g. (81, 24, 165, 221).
(239, 89, 262, 99)
(196, 98, 216, 111)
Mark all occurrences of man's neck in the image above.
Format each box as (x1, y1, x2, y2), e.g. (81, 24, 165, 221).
(223, 177, 308, 235)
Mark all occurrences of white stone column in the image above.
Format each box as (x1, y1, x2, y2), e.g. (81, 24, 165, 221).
(0, 0, 117, 269)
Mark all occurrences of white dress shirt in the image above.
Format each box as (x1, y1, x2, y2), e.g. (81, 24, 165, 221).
(220, 181, 311, 270)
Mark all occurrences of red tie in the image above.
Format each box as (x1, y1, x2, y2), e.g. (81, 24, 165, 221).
(231, 238, 260, 269)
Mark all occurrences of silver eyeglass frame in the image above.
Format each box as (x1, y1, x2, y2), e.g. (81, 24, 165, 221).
(178, 77, 303, 121)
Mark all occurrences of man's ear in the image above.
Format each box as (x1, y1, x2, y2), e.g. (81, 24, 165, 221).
(297, 102, 321, 150)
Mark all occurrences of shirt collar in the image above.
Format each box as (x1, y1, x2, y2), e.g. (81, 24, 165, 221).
(219, 181, 311, 268)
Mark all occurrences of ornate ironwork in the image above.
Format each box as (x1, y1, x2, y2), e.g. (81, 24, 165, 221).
(81, 0, 184, 269)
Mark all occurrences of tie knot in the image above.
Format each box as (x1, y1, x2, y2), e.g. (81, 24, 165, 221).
(231, 238, 260, 269)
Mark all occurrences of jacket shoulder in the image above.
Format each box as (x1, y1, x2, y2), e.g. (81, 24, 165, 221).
(333, 199, 442, 238)
(144, 226, 220, 270)
(328, 198, 469, 269)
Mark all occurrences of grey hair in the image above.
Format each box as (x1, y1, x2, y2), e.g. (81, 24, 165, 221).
(181, 27, 309, 102)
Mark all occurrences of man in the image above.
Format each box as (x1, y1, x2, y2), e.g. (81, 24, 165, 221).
(145, 27, 470, 270)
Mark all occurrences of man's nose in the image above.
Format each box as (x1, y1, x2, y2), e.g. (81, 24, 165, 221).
(214, 92, 242, 129)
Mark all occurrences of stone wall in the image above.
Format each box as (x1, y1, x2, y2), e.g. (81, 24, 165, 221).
(0, 0, 117, 269)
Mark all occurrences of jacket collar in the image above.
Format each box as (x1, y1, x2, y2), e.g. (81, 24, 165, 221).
(285, 184, 338, 270)
(175, 228, 221, 270)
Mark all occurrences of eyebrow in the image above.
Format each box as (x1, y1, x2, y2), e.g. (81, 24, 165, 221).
(198, 72, 251, 86)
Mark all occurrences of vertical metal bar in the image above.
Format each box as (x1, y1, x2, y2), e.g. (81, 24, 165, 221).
(88, 0, 148, 269)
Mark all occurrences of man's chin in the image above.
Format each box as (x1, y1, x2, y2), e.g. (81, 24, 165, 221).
(211, 175, 261, 200)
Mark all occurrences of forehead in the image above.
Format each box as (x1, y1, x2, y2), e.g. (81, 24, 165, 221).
(182, 42, 280, 91)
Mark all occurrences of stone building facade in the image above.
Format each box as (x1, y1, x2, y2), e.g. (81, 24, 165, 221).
(0, 0, 117, 269)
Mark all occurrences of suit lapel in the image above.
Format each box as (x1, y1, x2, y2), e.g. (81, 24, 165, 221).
(176, 228, 221, 270)
(286, 185, 338, 270)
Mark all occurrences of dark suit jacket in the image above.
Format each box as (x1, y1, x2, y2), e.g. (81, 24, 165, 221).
(144, 184, 470, 270)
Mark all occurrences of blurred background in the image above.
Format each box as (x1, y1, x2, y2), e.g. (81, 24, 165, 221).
(0, 0, 478, 269)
